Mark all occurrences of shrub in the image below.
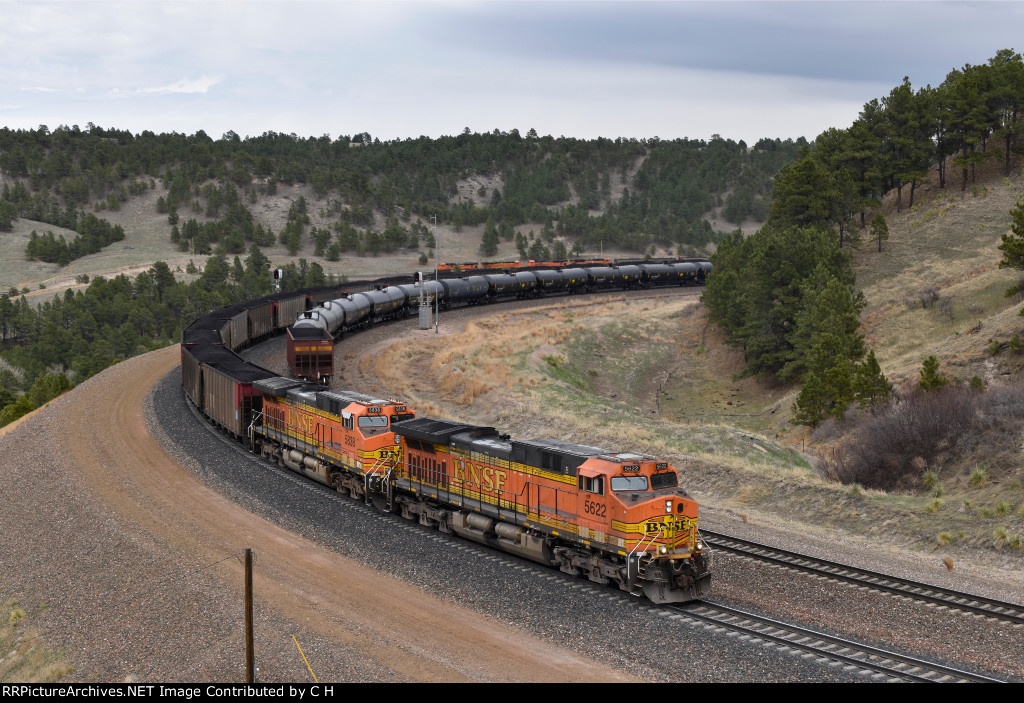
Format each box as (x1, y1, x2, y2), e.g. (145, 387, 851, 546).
(817, 387, 979, 490)
(970, 468, 988, 487)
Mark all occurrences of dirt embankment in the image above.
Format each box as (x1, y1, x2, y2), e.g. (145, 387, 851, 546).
(0, 345, 633, 682)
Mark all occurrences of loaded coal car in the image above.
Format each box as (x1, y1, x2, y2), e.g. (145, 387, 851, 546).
(273, 293, 309, 332)
(182, 310, 230, 349)
(389, 418, 712, 603)
(181, 344, 278, 440)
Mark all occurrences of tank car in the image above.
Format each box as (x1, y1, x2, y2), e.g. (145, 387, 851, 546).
(361, 286, 408, 323)
(483, 272, 537, 300)
(638, 263, 676, 287)
(584, 266, 625, 291)
(694, 261, 714, 284)
(441, 276, 489, 306)
(396, 280, 445, 308)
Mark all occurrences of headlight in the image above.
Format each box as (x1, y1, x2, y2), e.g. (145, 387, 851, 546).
(695, 541, 703, 552)
(664, 500, 672, 514)
(659, 546, 668, 555)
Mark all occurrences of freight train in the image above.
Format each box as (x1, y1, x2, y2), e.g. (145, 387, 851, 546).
(180, 260, 713, 603)
(288, 259, 711, 383)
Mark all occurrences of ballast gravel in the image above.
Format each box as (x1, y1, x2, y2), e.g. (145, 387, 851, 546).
(0, 328, 1019, 681)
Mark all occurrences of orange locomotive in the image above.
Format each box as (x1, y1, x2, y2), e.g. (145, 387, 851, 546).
(391, 418, 711, 603)
(248, 380, 711, 603)
(251, 377, 414, 501)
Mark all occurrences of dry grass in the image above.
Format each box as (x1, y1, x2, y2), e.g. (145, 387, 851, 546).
(942, 556, 955, 571)
(0, 598, 73, 683)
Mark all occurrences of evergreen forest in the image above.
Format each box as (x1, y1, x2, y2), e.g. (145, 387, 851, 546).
(704, 48, 1024, 428)
(3, 47, 1024, 432)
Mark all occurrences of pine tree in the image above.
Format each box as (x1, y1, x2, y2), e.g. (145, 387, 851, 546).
(918, 355, 948, 391)
(998, 200, 1024, 297)
(853, 350, 890, 409)
(870, 213, 889, 253)
(791, 334, 856, 427)
(480, 217, 499, 257)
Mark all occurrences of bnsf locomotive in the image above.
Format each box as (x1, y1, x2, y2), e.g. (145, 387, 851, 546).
(180, 260, 713, 603)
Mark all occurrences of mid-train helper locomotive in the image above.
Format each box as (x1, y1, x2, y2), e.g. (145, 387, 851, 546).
(180, 260, 713, 603)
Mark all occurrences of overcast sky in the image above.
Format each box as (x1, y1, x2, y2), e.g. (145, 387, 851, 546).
(1, 1, 1021, 144)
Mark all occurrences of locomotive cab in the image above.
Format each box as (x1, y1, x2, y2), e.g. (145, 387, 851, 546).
(577, 452, 711, 602)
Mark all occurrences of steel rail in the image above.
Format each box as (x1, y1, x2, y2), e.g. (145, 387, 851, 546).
(665, 601, 1006, 683)
(701, 529, 1024, 625)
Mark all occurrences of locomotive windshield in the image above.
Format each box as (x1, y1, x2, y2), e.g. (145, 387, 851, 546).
(651, 472, 678, 489)
(358, 415, 389, 428)
(611, 475, 648, 491)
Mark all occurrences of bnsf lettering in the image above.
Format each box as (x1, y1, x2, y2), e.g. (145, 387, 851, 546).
(453, 463, 508, 492)
(287, 408, 315, 434)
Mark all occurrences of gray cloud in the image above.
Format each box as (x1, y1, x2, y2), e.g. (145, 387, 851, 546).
(0, 1, 1020, 144)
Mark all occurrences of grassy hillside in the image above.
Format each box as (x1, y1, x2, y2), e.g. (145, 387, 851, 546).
(350, 157, 1024, 573)
(3, 127, 1022, 574)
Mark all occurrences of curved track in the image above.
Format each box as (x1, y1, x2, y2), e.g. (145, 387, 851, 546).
(666, 601, 1005, 683)
(52, 346, 637, 681)
(702, 530, 1024, 626)
(186, 377, 1010, 684)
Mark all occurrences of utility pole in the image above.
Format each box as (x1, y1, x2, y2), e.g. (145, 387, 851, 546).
(432, 213, 439, 334)
(245, 548, 254, 683)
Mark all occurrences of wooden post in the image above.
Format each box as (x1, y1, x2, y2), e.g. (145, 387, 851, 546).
(245, 548, 254, 683)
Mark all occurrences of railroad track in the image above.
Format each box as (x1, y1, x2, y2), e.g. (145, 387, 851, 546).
(185, 396, 1012, 682)
(662, 601, 1006, 683)
(701, 529, 1024, 626)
